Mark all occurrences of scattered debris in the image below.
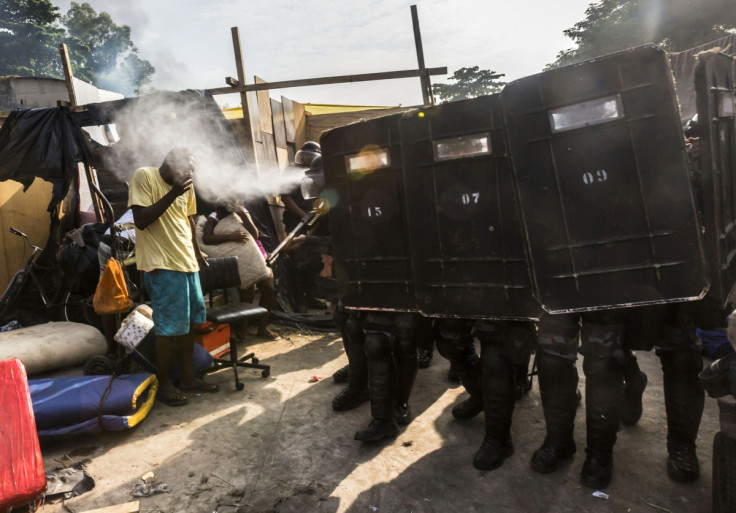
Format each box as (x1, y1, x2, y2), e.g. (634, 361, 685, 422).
(211, 474, 235, 488)
(46, 463, 95, 500)
(592, 491, 609, 500)
(130, 482, 169, 497)
(402, 441, 413, 447)
(0, 320, 22, 332)
(369, 506, 379, 512)
(188, 471, 195, 478)
(140, 472, 155, 482)
(308, 376, 322, 383)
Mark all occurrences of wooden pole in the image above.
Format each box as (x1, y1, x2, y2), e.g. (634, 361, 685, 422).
(231, 27, 258, 169)
(207, 67, 446, 96)
(58, 43, 77, 106)
(410, 5, 433, 106)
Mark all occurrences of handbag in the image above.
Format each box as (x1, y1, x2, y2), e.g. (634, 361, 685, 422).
(93, 257, 133, 315)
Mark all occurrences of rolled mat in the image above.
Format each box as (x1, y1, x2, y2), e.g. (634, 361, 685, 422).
(29, 373, 158, 437)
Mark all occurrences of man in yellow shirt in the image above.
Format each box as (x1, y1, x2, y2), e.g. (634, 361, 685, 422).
(128, 147, 215, 406)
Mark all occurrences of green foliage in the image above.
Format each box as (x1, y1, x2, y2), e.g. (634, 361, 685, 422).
(0, 0, 154, 96)
(432, 67, 506, 103)
(549, 0, 736, 68)
(0, 0, 67, 77)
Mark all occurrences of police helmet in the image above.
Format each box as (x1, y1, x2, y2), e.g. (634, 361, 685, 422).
(294, 141, 321, 166)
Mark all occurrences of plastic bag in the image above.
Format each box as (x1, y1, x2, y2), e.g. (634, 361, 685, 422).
(93, 258, 132, 314)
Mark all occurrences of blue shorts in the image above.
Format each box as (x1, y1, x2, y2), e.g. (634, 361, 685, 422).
(143, 270, 207, 336)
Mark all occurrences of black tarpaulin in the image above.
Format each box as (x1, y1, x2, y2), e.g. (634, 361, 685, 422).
(0, 107, 93, 210)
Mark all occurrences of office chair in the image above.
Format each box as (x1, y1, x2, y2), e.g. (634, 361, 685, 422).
(198, 256, 271, 390)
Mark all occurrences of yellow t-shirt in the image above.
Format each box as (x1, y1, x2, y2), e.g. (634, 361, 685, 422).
(128, 166, 199, 272)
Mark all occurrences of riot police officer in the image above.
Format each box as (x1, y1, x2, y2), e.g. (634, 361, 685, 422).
(354, 312, 419, 442)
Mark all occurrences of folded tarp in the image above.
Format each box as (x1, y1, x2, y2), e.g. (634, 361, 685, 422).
(0, 107, 94, 210)
(29, 373, 157, 437)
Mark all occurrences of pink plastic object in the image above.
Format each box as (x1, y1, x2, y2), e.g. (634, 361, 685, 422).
(0, 358, 46, 511)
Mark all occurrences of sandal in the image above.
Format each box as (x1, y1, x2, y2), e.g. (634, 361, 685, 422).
(158, 389, 188, 406)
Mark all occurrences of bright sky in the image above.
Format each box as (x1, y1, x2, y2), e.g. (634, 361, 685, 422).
(54, 0, 594, 106)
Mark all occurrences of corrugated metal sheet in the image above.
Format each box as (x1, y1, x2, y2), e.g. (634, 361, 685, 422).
(1, 77, 123, 111)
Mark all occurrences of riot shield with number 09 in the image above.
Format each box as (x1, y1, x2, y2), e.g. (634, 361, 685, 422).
(502, 45, 709, 313)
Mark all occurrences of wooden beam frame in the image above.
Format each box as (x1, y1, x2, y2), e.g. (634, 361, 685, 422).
(207, 67, 447, 96)
(58, 43, 77, 107)
(411, 5, 434, 106)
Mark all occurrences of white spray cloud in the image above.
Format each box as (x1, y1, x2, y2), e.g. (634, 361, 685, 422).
(98, 92, 304, 205)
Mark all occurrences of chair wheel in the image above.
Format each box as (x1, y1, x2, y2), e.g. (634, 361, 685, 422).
(236, 382, 245, 391)
(261, 369, 270, 378)
(252, 357, 259, 364)
(84, 355, 116, 375)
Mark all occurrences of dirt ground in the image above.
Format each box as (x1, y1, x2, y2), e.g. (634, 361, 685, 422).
(35, 322, 719, 513)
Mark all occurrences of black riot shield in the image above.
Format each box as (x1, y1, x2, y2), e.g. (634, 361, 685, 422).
(321, 113, 417, 311)
(502, 45, 709, 313)
(400, 96, 542, 320)
(694, 52, 736, 306)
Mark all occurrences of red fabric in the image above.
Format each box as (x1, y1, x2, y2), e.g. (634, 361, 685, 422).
(0, 359, 46, 511)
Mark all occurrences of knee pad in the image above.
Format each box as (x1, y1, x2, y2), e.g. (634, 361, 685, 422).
(393, 313, 416, 339)
(480, 340, 510, 374)
(582, 353, 620, 378)
(537, 350, 578, 381)
(502, 323, 536, 366)
(580, 322, 625, 360)
(393, 333, 417, 360)
(364, 331, 392, 360)
(436, 319, 475, 362)
(537, 314, 579, 359)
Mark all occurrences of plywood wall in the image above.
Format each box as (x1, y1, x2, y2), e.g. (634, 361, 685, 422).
(0, 179, 54, 291)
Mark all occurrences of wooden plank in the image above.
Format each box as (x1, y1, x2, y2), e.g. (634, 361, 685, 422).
(79, 500, 140, 513)
(282, 97, 296, 144)
(58, 43, 77, 106)
(271, 98, 287, 150)
(230, 27, 257, 168)
(292, 100, 306, 150)
(305, 107, 414, 143)
(254, 76, 274, 135)
(207, 67, 447, 96)
(410, 5, 434, 106)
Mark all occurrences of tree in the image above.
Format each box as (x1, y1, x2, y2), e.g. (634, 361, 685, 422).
(0, 0, 154, 95)
(550, 0, 736, 68)
(62, 2, 154, 95)
(0, 0, 68, 77)
(432, 67, 506, 103)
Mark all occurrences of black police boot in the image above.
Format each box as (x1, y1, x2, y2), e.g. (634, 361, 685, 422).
(667, 444, 700, 482)
(580, 448, 613, 489)
(354, 418, 399, 442)
(621, 370, 647, 426)
(332, 364, 349, 384)
(332, 387, 369, 411)
(660, 348, 704, 482)
(394, 402, 412, 426)
(531, 436, 576, 473)
(533, 351, 579, 473)
(473, 435, 514, 471)
(452, 395, 483, 420)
